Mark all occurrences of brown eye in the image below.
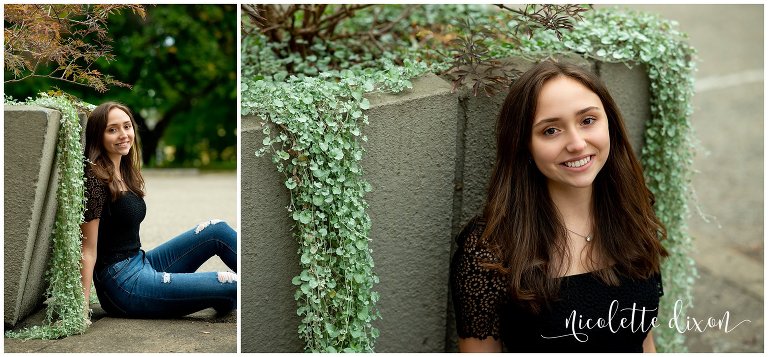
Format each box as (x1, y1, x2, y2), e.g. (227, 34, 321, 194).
(544, 128, 558, 136)
(582, 117, 596, 125)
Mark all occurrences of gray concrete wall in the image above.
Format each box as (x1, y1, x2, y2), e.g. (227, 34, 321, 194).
(363, 74, 458, 352)
(4, 106, 61, 327)
(599, 61, 650, 159)
(241, 115, 303, 352)
(240, 59, 651, 352)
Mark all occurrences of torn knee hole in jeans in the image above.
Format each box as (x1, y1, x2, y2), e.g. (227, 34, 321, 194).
(162, 272, 171, 284)
(217, 272, 237, 284)
(195, 219, 224, 234)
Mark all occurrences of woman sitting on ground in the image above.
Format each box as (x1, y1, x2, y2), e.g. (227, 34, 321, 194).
(80, 101, 237, 321)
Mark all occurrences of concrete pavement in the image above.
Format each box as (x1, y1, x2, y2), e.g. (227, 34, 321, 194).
(4, 170, 238, 353)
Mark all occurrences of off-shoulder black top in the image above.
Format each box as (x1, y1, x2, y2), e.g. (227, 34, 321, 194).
(84, 163, 146, 272)
(450, 217, 663, 352)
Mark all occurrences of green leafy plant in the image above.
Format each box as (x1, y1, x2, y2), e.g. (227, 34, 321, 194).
(439, 5, 591, 96)
(242, 5, 698, 352)
(5, 93, 93, 340)
(242, 59, 429, 352)
(440, 18, 520, 97)
(497, 4, 592, 40)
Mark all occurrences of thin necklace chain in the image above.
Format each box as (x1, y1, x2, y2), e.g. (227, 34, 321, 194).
(566, 227, 593, 242)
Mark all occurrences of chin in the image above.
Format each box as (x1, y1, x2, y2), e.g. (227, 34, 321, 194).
(562, 177, 597, 189)
(571, 182, 595, 189)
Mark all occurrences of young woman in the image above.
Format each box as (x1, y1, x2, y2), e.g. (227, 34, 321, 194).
(80, 102, 237, 321)
(450, 60, 668, 352)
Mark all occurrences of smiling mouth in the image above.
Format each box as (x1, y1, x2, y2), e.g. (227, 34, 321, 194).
(562, 155, 592, 168)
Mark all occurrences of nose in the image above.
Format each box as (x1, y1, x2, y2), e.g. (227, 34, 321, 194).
(565, 129, 587, 152)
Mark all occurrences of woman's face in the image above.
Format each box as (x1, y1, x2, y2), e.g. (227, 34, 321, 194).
(102, 107, 135, 161)
(529, 76, 610, 192)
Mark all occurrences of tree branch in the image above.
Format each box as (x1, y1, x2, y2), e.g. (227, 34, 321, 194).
(3, 73, 113, 92)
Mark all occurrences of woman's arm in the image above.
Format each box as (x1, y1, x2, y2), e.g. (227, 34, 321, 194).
(80, 219, 99, 318)
(458, 337, 502, 352)
(642, 330, 656, 353)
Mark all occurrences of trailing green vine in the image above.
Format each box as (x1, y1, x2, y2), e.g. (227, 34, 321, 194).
(243, 5, 697, 352)
(5, 93, 93, 340)
(242, 60, 429, 352)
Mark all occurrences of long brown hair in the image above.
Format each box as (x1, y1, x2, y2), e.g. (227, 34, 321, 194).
(481, 59, 668, 312)
(84, 102, 145, 201)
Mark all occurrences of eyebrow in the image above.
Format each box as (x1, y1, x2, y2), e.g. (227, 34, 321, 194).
(106, 120, 132, 127)
(533, 106, 600, 128)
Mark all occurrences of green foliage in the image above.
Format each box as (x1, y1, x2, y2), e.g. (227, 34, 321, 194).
(242, 59, 429, 352)
(243, 5, 697, 352)
(241, 5, 493, 79)
(4, 93, 92, 340)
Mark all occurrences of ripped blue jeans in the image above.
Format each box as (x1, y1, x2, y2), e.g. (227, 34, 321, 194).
(93, 219, 237, 318)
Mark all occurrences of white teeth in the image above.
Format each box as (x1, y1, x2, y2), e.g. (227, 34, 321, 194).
(564, 156, 591, 168)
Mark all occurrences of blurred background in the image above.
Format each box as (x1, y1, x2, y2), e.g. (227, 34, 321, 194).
(4, 4, 237, 169)
(608, 4, 763, 353)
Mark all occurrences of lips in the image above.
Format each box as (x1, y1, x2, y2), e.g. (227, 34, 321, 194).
(116, 141, 131, 149)
(562, 155, 592, 168)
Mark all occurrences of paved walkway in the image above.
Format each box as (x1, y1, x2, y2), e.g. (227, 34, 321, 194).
(4, 170, 237, 353)
(612, 4, 764, 353)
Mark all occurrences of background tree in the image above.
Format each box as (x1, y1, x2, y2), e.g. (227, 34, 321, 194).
(4, 4, 145, 92)
(5, 4, 237, 168)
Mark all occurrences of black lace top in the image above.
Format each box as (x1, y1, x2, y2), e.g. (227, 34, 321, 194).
(84, 163, 146, 272)
(450, 217, 663, 352)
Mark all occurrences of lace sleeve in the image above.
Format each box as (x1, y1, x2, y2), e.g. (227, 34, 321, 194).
(83, 164, 106, 222)
(450, 217, 507, 341)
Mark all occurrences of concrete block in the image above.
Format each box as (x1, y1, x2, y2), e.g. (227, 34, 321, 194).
(240, 115, 303, 352)
(4, 106, 61, 327)
(598, 61, 650, 158)
(363, 73, 458, 352)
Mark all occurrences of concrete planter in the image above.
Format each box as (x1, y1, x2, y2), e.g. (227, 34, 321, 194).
(4, 106, 62, 327)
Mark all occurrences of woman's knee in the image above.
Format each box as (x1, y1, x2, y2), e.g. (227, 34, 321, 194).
(193, 219, 236, 237)
(217, 271, 238, 284)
